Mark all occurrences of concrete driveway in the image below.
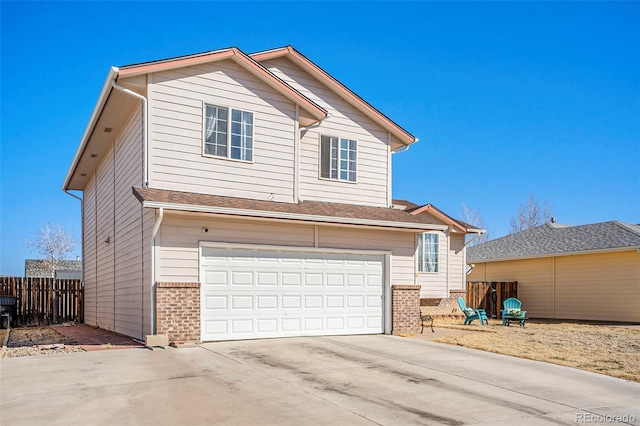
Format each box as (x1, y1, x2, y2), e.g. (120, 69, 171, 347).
(1, 335, 638, 425)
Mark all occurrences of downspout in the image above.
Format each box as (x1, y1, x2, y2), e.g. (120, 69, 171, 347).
(294, 105, 300, 203)
(446, 227, 451, 296)
(298, 113, 331, 202)
(110, 80, 149, 188)
(64, 190, 84, 282)
(386, 133, 391, 207)
(463, 231, 486, 248)
(150, 207, 163, 335)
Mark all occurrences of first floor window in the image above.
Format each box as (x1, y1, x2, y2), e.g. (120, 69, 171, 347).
(204, 104, 253, 161)
(418, 233, 439, 273)
(320, 135, 357, 182)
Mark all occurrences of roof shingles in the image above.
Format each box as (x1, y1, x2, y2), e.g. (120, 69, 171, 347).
(467, 221, 640, 262)
(133, 187, 456, 229)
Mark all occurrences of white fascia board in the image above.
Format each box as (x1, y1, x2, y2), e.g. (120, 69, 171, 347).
(472, 245, 640, 263)
(142, 201, 449, 231)
(62, 66, 120, 191)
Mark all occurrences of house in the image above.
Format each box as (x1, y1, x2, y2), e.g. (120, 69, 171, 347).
(467, 221, 640, 323)
(24, 259, 82, 280)
(63, 46, 483, 343)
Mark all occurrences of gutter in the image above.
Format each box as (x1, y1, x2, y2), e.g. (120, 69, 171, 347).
(296, 112, 331, 202)
(64, 190, 84, 282)
(391, 140, 417, 154)
(469, 244, 640, 263)
(463, 231, 486, 248)
(141, 200, 449, 232)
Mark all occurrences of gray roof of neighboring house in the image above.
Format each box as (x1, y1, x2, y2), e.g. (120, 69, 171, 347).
(24, 259, 82, 279)
(467, 221, 640, 263)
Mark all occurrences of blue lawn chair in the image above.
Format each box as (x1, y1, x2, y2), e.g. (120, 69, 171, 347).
(457, 297, 488, 325)
(501, 298, 527, 328)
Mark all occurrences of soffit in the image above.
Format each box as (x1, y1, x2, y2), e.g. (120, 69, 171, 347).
(65, 87, 140, 190)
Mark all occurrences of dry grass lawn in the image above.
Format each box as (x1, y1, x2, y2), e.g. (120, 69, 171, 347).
(431, 319, 640, 382)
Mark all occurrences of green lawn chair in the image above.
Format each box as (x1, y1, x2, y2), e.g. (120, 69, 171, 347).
(501, 298, 527, 327)
(457, 297, 488, 325)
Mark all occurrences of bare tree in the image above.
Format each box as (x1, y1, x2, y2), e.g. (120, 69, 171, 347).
(460, 203, 489, 246)
(509, 196, 553, 234)
(25, 223, 76, 278)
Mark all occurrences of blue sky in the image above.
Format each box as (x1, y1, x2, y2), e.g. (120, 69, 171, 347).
(1, 1, 639, 276)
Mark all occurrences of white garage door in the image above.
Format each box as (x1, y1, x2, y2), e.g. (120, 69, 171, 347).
(200, 246, 385, 341)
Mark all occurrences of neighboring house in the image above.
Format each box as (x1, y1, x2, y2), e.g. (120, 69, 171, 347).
(63, 46, 483, 342)
(24, 259, 82, 280)
(467, 221, 640, 322)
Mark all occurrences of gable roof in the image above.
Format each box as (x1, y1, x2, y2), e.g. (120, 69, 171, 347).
(131, 187, 477, 232)
(467, 221, 640, 263)
(63, 46, 329, 191)
(409, 203, 485, 233)
(118, 46, 328, 125)
(251, 46, 417, 148)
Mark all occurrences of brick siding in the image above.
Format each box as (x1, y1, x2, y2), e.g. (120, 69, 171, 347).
(391, 285, 421, 334)
(156, 282, 200, 343)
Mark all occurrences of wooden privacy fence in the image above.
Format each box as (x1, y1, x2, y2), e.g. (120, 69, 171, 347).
(0, 277, 83, 325)
(466, 281, 517, 319)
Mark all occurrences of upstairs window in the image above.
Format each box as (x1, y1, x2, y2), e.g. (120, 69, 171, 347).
(320, 135, 357, 182)
(204, 104, 253, 162)
(418, 233, 439, 273)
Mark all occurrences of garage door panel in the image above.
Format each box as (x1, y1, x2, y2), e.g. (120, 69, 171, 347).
(257, 295, 277, 309)
(282, 273, 302, 286)
(282, 295, 301, 308)
(201, 247, 385, 341)
(232, 319, 253, 333)
(257, 272, 277, 286)
(205, 271, 227, 285)
(231, 295, 253, 310)
(205, 296, 227, 310)
(327, 274, 344, 286)
(304, 295, 323, 308)
(367, 295, 382, 308)
(231, 272, 253, 286)
(347, 295, 364, 308)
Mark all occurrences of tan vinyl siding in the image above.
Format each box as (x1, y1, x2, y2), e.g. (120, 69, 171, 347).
(261, 57, 390, 207)
(553, 251, 640, 322)
(81, 109, 146, 339)
(157, 213, 314, 282)
(317, 227, 415, 285)
(82, 176, 97, 327)
(448, 234, 467, 291)
(417, 231, 450, 298)
(467, 251, 639, 321)
(147, 61, 297, 203)
(467, 259, 556, 317)
(156, 212, 416, 286)
(95, 146, 116, 331)
(113, 108, 145, 338)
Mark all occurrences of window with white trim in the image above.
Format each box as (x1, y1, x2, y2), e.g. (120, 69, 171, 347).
(320, 135, 357, 182)
(204, 104, 253, 161)
(418, 233, 439, 273)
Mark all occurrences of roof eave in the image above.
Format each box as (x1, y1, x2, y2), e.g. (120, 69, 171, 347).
(411, 204, 471, 233)
(469, 245, 640, 263)
(63, 66, 120, 191)
(139, 199, 449, 232)
(118, 47, 327, 123)
(251, 46, 416, 146)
